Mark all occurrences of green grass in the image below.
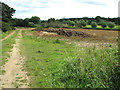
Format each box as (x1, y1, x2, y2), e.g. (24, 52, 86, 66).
(2, 30, 15, 39)
(20, 30, 120, 88)
(20, 31, 76, 88)
(1, 30, 18, 66)
(52, 46, 119, 88)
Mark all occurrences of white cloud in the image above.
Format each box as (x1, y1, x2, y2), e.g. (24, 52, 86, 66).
(1, 0, 118, 20)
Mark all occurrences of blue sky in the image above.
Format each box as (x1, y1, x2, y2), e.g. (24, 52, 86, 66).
(1, 0, 118, 20)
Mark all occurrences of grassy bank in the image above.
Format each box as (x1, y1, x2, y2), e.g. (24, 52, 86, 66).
(20, 30, 120, 88)
(20, 30, 76, 87)
(2, 30, 15, 39)
(2, 30, 18, 66)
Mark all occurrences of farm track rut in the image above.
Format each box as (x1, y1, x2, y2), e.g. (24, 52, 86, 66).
(2, 31, 16, 41)
(1, 30, 29, 88)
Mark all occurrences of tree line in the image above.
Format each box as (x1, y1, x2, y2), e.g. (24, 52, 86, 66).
(1, 2, 120, 32)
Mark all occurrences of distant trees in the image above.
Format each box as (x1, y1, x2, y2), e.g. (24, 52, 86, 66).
(100, 22, 107, 28)
(29, 16, 40, 24)
(11, 16, 40, 27)
(95, 16, 101, 23)
(2, 2, 16, 32)
(107, 22, 115, 29)
(80, 20, 87, 27)
(91, 22, 97, 28)
(48, 18, 55, 23)
(28, 22, 35, 27)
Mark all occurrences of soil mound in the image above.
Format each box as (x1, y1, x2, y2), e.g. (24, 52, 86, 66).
(34, 28, 92, 38)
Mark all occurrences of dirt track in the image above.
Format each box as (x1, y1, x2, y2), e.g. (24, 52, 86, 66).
(2, 31, 16, 41)
(2, 30, 29, 88)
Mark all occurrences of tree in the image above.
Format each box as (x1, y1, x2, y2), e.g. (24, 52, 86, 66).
(107, 22, 115, 29)
(28, 22, 35, 27)
(24, 18, 30, 27)
(29, 16, 40, 24)
(100, 22, 107, 28)
(80, 20, 87, 27)
(91, 22, 97, 28)
(95, 16, 101, 23)
(12, 18, 24, 27)
(76, 21, 82, 28)
(2, 2, 16, 22)
(2, 22, 12, 32)
(48, 18, 55, 23)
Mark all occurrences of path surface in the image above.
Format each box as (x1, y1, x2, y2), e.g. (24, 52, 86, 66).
(2, 31, 16, 41)
(1, 30, 29, 88)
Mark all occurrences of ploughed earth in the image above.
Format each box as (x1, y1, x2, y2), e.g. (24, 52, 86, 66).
(32, 28, 119, 43)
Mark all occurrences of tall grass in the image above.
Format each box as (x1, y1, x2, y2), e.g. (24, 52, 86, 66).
(51, 46, 120, 88)
(21, 30, 120, 88)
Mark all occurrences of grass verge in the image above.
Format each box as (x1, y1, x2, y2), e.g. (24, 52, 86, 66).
(2, 30, 15, 39)
(20, 30, 120, 88)
(1, 30, 18, 66)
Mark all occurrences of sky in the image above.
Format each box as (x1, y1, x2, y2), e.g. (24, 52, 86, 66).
(1, 0, 119, 20)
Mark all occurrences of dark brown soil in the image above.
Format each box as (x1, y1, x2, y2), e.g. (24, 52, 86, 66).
(34, 28, 92, 38)
(33, 28, 118, 43)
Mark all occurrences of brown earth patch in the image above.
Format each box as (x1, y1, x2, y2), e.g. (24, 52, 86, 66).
(33, 28, 118, 43)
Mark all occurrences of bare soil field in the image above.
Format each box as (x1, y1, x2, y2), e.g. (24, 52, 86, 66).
(34, 28, 119, 43)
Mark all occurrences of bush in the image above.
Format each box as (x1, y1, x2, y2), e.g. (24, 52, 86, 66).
(100, 22, 107, 28)
(81, 21, 87, 27)
(2, 22, 12, 32)
(107, 22, 115, 29)
(91, 22, 97, 28)
(28, 22, 35, 27)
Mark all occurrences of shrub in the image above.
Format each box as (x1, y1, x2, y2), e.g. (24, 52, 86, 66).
(28, 22, 35, 27)
(76, 22, 82, 28)
(81, 21, 87, 27)
(2, 22, 12, 32)
(100, 22, 107, 28)
(91, 22, 97, 28)
(107, 22, 115, 29)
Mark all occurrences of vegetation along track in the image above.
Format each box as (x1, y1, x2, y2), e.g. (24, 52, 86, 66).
(2, 31, 16, 41)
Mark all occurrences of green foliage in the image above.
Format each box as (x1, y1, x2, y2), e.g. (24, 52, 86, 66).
(28, 22, 35, 27)
(52, 47, 119, 88)
(91, 22, 97, 28)
(46, 21, 64, 28)
(2, 30, 18, 66)
(2, 22, 12, 32)
(2, 30, 14, 39)
(20, 31, 74, 88)
(76, 22, 82, 28)
(48, 18, 55, 23)
(29, 16, 40, 24)
(2, 2, 16, 22)
(95, 16, 101, 22)
(23, 18, 30, 27)
(100, 22, 107, 28)
(107, 22, 115, 29)
(54, 39, 60, 43)
(20, 30, 120, 88)
(80, 20, 87, 27)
